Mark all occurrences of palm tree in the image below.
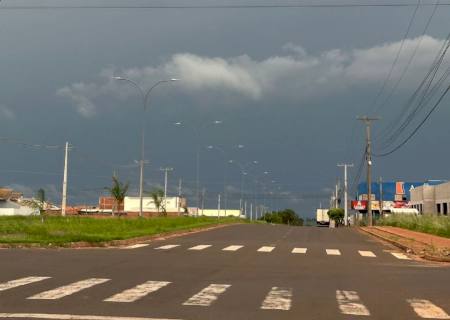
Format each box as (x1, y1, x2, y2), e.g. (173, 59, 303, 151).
(149, 188, 165, 216)
(106, 176, 129, 216)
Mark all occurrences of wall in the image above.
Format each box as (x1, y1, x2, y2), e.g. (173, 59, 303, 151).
(124, 196, 181, 213)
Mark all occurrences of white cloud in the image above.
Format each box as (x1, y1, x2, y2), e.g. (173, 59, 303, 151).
(58, 36, 445, 117)
(0, 105, 15, 120)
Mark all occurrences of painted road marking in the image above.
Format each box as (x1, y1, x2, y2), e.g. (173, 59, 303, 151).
(292, 248, 307, 254)
(407, 299, 450, 319)
(183, 284, 231, 306)
(222, 245, 244, 251)
(391, 252, 411, 260)
(0, 313, 181, 320)
(0, 276, 50, 292)
(28, 278, 110, 300)
(188, 245, 212, 251)
(123, 244, 149, 249)
(336, 290, 370, 316)
(258, 246, 275, 253)
(326, 249, 341, 256)
(104, 281, 171, 303)
(358, 250, 376, 257)
(261, 287, 292, 311)
(155, 245, 180, 250)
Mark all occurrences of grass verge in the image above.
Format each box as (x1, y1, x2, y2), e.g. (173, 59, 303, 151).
(378, 215, 450, 238)
(0, 216, 241, 246)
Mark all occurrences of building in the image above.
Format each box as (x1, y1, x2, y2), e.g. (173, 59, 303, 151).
(0, 188, 39, 216)
(187, 208, 242, 218)
(410, 181, 450, 215)
(124, 196, 186, 215)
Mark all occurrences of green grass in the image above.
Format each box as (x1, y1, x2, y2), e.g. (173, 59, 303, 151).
(378, 215, 450, 238)
(0, 216, 241, 246)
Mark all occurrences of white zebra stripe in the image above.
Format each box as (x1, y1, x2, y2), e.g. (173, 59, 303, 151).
(358, 250, 376, 257)
(261, 287, 292, 310)
(188, 245, 211, 251)
(0, 313, 180, 320)
(407, 299, 450, 319)
(183, 284, 231, 306)
(0, 277, 50, 292)
(336, 290, 370, 316)
(292, 248, 307, 254)
(391, 252, 411, 260)
(257, 246, 275, 253)
(28, 278, 110, 300)
(104, 281, 171, 303)
(326, 249, 341, 256)
(222, 245, 243, 251)
(155, 245, 180, 250)
(123, 244, 149, 249)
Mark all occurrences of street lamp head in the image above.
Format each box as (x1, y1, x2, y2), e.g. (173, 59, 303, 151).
(174, 122, 182, 126)
(264, 171, 269, 175)
(253, 160, 259, 164)
(237, 144, 245, 149)
(207, 145, 214, 149)
(213, 120, 223, 124)
(170, 78, 180, 82)
(112, 76, 125, 81)
(228, 159, 234, 163)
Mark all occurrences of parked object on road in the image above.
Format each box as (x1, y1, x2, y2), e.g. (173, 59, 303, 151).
(316, 209, 330, 226)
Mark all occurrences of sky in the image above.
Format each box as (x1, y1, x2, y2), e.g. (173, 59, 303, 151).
(1, 0, 450, 217)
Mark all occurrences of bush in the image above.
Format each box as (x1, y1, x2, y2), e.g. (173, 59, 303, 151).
(260, 209, 303, 226)
(327, 208, 345, 226)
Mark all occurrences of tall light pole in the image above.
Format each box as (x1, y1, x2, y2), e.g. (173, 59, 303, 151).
(174, 120, 222, 216)
(160, 167, 174, 212)
(338, 163, 353, 226)
(113, 77, 179, 217)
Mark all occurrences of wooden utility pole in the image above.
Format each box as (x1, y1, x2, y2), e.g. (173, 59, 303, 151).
(358, 116, 380, 227)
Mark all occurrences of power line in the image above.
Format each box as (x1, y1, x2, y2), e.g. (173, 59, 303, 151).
(374, 84, 450, 157)
(369, 0, 421, 113)
(2, 2, 450, 9)
(373, 0, 440, 115)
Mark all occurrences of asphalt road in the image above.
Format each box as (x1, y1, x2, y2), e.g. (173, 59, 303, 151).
(0, 224, 449, 320)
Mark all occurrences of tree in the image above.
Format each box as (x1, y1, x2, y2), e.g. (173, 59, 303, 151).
(105, 176, 129, 216)
(149, 188, 165, 215)
(260, 209, 303, 226)
(327, 208, 345, 227)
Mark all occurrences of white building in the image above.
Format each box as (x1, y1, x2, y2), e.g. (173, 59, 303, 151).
(124, 196, 186, 213)
(187, 208, 242, 218)
(410, 181, 450, 215)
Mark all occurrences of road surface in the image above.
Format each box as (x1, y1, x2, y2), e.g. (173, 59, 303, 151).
(0, 224, 449, 319)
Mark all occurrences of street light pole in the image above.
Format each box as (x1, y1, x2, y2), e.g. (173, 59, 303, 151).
(113, 77, 179, 217)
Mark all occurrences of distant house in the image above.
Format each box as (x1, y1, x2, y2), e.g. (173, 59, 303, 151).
(0, 188, 39, 216)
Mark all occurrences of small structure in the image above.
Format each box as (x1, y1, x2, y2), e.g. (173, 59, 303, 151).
(123, 196, 186, 215)
(410, 181, 450, 215)
(0, 188, 39, 216)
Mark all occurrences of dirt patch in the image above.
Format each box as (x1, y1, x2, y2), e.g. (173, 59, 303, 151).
(360, 227, 450, 263)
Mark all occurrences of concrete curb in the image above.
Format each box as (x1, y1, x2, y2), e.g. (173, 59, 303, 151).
(0, 222, 241, 250)
(359, 227, 450, 263)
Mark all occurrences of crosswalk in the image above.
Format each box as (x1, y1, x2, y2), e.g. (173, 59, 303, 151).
(133, 244, 413, 260)
(0, 276, 448, 318)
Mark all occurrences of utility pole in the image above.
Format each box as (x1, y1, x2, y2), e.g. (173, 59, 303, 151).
(61, 142, 69, 217)
(379, 176, 383, 216)
(250, 203, 253, 221)
(160, 167, 173, 213)
(338, 163, 354, 226)
(217, 193, 221, 220)
(335, 182, 339, 208)
(201, 188, 205, 216)
(358, 116, 380, 227)
(178, 178, 182, 216)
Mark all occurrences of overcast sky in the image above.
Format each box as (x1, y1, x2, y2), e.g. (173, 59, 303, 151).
(1, 0, 450, 216)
